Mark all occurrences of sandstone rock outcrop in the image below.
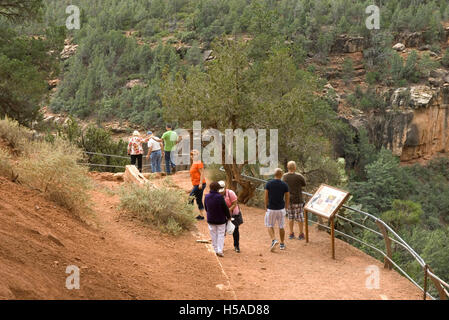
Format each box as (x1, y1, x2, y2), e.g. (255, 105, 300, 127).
(353, 85, 449, 162)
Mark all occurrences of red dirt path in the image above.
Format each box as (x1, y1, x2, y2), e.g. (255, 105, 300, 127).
(170, 171, 422, 300)
(0, 170, 422, 299)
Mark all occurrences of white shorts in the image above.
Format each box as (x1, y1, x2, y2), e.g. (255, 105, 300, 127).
(264, 209, 286, 229)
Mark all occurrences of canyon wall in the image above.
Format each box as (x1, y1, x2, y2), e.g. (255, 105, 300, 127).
(351, 81, 449, 163)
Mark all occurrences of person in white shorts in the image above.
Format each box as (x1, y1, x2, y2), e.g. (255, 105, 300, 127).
(264, 168, 290, 252)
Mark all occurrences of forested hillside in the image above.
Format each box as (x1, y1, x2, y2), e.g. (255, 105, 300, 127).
(26, 0, 449, 128)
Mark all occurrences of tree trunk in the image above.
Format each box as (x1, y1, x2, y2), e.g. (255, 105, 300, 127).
(223, 163, 257, 204)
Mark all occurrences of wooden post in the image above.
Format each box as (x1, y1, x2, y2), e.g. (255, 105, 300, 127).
(304, 210, 309, 243)
(423, 264, 428, 300)
(427, 265, 449, 300)
(330, 217, 335, 260)
(376, 221, 393, 270)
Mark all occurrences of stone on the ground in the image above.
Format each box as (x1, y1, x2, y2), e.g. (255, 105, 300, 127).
(124, 165, 152, 186)
(392, 43, 405, 51)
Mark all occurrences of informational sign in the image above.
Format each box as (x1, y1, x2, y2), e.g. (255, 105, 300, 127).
(303, 184, 350, 259)
(304, 184, 350, 219)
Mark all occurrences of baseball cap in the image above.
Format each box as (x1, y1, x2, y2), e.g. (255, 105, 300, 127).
(218, 180, 226, 193)
(147, 130, 152, 135)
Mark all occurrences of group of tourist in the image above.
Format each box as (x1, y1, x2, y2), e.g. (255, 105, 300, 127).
(126, 124, 179, 174)
(128, 124, 306, 257)
(189, 153, 306, 257)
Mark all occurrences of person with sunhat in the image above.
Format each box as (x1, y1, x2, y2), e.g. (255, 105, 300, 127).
(146, 130, 163, 174)
(218, 180, 243, 253)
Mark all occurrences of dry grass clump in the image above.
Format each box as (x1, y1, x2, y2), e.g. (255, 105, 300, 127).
(0, 117, 93, 218)
(16, 138, 93, 217)
(119, 184, 196, 235)
(0, 117, 31, 153)
(0, 147, 16, 180)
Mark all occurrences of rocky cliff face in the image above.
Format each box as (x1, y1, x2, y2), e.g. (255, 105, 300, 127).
(351, 81, 449, 163)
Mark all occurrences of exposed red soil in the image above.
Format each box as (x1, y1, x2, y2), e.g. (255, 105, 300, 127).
(0, 175, 232, 299)
(0, 169, 422, 300)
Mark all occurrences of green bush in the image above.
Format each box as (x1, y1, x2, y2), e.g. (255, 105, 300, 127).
(119, 184, 196, 235)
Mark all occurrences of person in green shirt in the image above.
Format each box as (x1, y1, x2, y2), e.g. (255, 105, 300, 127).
(154, 124, 179, 175)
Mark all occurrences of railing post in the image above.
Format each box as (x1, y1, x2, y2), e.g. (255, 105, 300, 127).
(423, 264, 428, 300)
(375, 221, 393, 270)
(427, 265, 449, 300)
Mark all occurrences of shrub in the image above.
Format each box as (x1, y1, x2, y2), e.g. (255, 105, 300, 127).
(0, 117, 31, 152)
(119, 184, 196, 235)
(366, 71, 380, 85)
(16, 138, 93, 218)
(0, 148, 16, 180)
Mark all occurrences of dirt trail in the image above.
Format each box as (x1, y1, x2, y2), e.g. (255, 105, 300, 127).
(0, 169, 422, 300)
(170, 171, 423, 300)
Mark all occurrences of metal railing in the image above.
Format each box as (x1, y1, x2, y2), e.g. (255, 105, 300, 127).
(224, 169, 449, 300)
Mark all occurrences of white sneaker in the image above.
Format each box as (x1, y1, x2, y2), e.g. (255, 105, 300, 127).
(270, 239, 279, 252)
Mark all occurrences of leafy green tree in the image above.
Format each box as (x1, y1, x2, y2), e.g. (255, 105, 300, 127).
(389, 51, 404, 84)
(382, 199, 423, 233)
(402, 50, 420, 83)
(161, 39, 341, 202)
(0, 1, 64, 125)
(350, 149, 408, 215)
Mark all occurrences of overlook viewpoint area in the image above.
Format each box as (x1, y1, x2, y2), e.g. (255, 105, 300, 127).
(0, 167, 422, 300)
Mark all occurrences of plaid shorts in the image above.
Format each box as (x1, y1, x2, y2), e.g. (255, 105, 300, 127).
(286, 203, 304, 222)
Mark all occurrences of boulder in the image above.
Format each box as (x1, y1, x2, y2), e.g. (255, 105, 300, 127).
(392, 43, 405, 51)
(124, 165, 154, 186)
(202, 50, 213, 62)
(396, 32, 423, 48)
(391, 86, 434, 109)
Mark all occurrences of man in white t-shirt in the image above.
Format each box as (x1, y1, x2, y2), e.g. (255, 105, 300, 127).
(146, 131, 163, 173)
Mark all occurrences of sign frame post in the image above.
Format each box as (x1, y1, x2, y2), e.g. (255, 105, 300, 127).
(303, 184, 350, 259)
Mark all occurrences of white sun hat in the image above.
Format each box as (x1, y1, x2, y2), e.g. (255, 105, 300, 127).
(218, 180, 226, 193)
(132, 130, 140, 136)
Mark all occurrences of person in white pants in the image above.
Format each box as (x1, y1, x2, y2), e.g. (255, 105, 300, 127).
(204, 182, 231, 257)
(208, 224, 226, 255)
